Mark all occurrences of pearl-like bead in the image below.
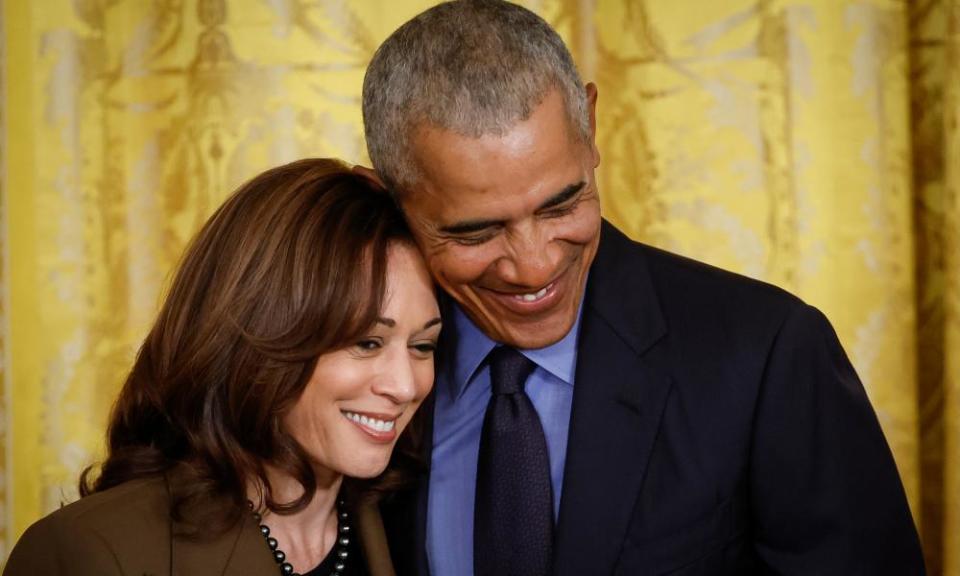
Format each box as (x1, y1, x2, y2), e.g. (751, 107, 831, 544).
(250, 498, 351, 575)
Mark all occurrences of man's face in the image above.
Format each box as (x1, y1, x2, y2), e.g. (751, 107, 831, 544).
(400, 86, 602, 349)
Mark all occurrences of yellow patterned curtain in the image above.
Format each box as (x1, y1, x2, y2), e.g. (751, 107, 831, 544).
(1, 0, 957, 572)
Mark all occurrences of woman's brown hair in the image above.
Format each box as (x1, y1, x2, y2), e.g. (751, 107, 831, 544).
(80, 158, 418, 534)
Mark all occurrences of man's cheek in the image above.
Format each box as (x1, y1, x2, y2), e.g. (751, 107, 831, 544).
(435, 253, 488, 283)
(429, 256, 469, 286)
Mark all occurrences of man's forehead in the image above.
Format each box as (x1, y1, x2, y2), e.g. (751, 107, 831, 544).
(407, 91, 580, 164)
(397, 92, 592, 226)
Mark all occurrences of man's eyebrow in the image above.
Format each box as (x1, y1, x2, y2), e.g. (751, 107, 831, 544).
(536, 181, 585, 211)
(437, 181, 587, 235)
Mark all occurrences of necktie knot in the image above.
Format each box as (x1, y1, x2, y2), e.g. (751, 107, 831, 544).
(487, 346, 536, 395)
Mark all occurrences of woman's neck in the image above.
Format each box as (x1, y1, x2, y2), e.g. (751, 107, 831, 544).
(249, 466, 344, 573)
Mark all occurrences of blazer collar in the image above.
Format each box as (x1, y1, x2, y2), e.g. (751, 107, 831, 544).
(170, 494, 278, 575)
(584, 219, 667, 356)
(553, 219, 673, 575)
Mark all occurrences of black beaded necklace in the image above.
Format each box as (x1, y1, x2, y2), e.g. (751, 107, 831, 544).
(248, 498, 352, 576)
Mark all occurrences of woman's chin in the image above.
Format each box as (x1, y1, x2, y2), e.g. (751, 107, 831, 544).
(325, 450, 392, 479)
(342, 459, 390, 479)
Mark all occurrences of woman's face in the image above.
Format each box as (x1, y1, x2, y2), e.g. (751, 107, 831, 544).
(285, 242, 441, 479)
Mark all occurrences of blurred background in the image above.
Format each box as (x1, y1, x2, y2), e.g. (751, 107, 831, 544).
(0, 0, 957, 572)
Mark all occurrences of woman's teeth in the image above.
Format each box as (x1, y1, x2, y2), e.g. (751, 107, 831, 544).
(342, 411, 396, 432)
(514, 285, 550, 302)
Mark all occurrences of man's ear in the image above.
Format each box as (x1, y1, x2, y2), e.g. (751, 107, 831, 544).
(351, 165, 387, 191)
(585, 82, 600, 167)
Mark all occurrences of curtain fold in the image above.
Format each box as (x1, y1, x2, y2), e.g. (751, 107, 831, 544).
(0, 0, 8, 563)
(940, 3, 960, 574)
(1, 0, 956, 571)
(911, 1, 960, 573)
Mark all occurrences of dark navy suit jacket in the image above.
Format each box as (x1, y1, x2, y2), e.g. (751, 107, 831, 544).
(383, 220, 925, 575)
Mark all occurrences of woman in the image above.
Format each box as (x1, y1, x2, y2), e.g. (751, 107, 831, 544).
(4, 159, 440, 576)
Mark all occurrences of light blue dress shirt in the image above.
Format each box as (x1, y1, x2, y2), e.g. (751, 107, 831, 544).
(426, 301, 583, 576)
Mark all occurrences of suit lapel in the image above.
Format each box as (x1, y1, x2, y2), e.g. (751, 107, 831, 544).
(219, 513, 280, 576)
(172, 505, 278, 576)
(553, 221, 673, 576)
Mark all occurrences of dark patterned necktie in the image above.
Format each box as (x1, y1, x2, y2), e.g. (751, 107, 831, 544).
(474, 346, 554, 576)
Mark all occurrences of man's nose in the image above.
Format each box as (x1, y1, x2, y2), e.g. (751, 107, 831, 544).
(499, 224, 561, 287)
(371, 347, 418, 403)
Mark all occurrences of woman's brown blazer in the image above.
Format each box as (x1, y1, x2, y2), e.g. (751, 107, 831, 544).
(3, 478, 282, 576)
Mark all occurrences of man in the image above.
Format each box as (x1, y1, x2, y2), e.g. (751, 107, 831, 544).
(359, 1, 925, 574)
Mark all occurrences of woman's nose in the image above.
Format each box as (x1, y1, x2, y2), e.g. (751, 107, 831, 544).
(371, 348, 418, 403)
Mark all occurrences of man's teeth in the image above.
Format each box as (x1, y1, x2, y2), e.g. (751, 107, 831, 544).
(514, 286, 549, 302)
(342, 411, 396, 432)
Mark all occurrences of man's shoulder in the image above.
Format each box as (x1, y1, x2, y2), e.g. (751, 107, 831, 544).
(591, 222, 810, 351)
(644, 244, 797, 307)
(600, 223, 803, 320)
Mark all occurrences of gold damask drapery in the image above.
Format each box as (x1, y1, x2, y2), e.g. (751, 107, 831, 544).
(1, 0, 957, 572)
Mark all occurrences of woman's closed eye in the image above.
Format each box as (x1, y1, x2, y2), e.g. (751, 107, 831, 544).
(354, 337, 384, 353)
(410, 340, 438, 357)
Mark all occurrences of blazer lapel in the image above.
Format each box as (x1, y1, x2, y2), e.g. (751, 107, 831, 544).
(554, 221, 673, 576)
(219, 513, 280, 576)
(172, 507, 278, 576)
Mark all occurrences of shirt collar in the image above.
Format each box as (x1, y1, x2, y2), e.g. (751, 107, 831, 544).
(444, 295, 585, 401)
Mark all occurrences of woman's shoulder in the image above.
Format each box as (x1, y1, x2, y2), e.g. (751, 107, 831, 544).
(3, 477, 171, 576)
(39, 476, 169, 532)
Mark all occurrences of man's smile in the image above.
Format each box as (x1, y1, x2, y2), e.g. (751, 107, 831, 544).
(510, 282, 553, 302)
(474, 262, 572, 318)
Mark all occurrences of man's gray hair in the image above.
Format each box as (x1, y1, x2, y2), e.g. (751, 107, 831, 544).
(362, 0, 589, 193)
